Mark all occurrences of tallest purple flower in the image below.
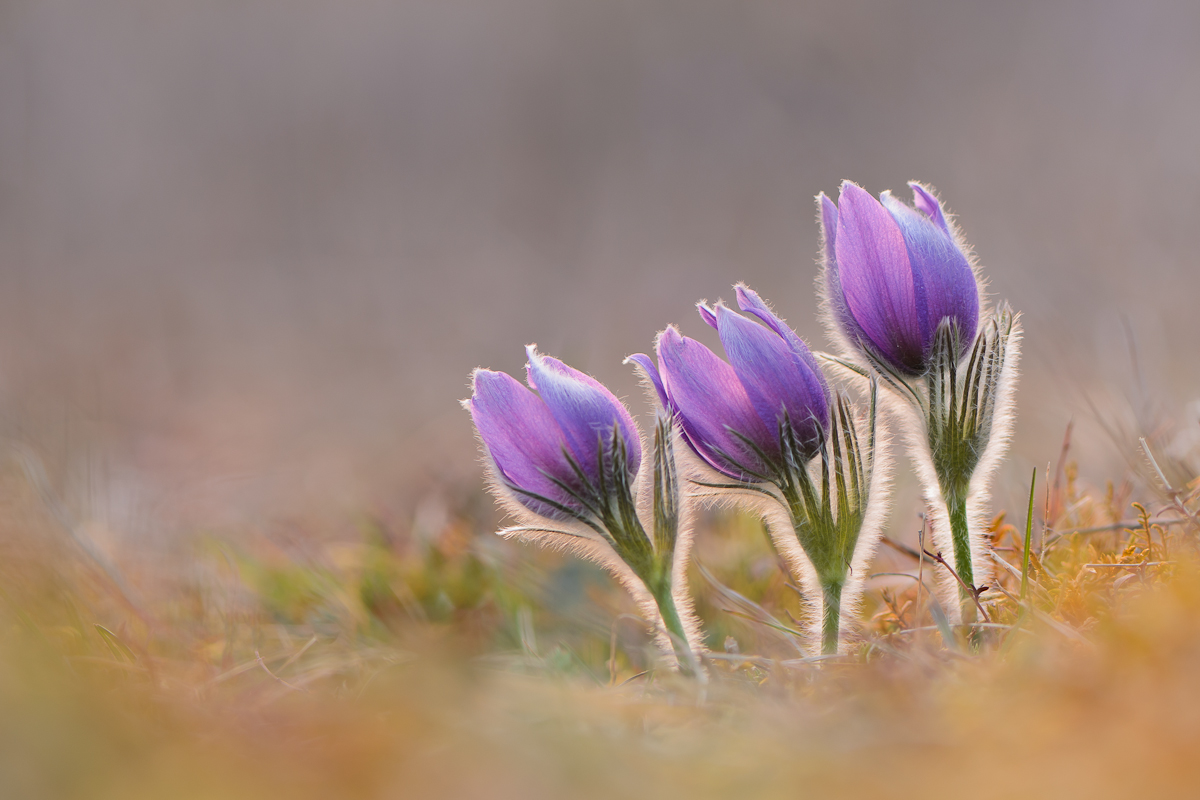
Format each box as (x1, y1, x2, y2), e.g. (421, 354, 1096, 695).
(820, 181, 980, 376)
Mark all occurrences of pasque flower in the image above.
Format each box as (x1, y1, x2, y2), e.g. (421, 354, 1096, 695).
(632, 286, 890, 655)
(629, 285, 830, 482)
(820, 180, 979, 376)
(467, 346, 641, 521)
(818, 181, 1020, 633)
(466, 346, 701, 670)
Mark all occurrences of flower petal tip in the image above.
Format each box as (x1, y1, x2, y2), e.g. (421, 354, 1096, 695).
(627, 352, 668, 407)
(733, 283, 757, 307)
(819, 192, 838, 228)
(908, 182, 949, 232)
(658, 324, 683, 348)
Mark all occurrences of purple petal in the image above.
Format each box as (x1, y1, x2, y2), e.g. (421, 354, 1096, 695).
(735, 285, 825, 376)
(733, 285, 830, 420)
(835, 182, 925, 374)
(657, 326, 773, 479)
(715, 304, 828, 458)
(881, 191, 979, 355)
(467, 369, 579, 518)
(626, 353, 668, 408)
(525, 346, 641, 481)
(819, 192, 862, 353)
(697, 302, 719, 330)
(819, 192, 838, 268)
(908, 182, 950, 236)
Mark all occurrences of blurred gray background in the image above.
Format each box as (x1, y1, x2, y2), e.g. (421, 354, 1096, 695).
(0, 0, 1197, 535)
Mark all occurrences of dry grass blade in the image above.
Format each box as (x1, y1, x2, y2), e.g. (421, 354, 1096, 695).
(697, 563, 808, 657)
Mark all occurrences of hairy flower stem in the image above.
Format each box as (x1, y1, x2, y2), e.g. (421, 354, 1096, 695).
(780, 492, 849, 656)
(947, 493, 973, 591)
(820, 579, 844, 656)
(946, 491, 978, 626)
(611, 529, 694, 673)
(645, 572, 693, 673)
(765, 389, 876, 657)
(924, 318, 999, 630)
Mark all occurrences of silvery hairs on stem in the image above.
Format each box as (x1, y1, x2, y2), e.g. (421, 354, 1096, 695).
(464, 345, 703, 670)
(630, 285, 893, 656)
(817, 180, 1021, 624)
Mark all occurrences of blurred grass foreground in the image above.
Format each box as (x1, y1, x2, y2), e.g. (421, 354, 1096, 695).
(4, 426, 1200, 800)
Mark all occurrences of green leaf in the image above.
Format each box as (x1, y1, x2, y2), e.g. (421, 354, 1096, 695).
(94, 624, 137, 663)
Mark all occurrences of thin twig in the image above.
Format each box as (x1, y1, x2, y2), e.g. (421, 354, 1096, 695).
(618, 670, 649, 687)
(255, 650, 304, 692)
(1048, 420, 1073, 524)
(921, 546, 991, 623)
(276, 635, 318, 674)
(1043, 516, 1191, 548)
(887, 623, 1016, 635)
(882, 536, 923, 561)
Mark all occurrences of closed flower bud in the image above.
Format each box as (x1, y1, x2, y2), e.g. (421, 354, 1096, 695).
(465, 345, 641, 520)
(630, 285, 829, 482)
(820, 181, 980, 376)
(465, 347, 703, 670)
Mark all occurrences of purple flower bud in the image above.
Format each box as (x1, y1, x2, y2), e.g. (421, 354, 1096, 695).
(631, 287, 829, 481)
(466, 347, 641, 519)
(820, 181, 980, 376)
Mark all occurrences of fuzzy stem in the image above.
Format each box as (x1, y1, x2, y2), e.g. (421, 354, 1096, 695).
(944, 489, 982, 649)
(776, 457, 855, 657)
(646, 571, 694, 674)
(820, 579, 844, 655)
(947, 491, 974, 606)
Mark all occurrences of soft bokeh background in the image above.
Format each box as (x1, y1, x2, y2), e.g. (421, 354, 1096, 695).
(1, 0, 1198, 537)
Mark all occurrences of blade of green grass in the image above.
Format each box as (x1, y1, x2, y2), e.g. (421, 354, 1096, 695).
(94, 624, 137, 663)
(1022, 467, 1037, 599)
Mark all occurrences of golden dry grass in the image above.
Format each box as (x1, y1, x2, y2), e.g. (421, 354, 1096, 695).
(2, 449, 1200, 800)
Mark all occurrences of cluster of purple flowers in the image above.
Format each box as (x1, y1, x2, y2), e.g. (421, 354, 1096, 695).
(465, 181, 1018, 663)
